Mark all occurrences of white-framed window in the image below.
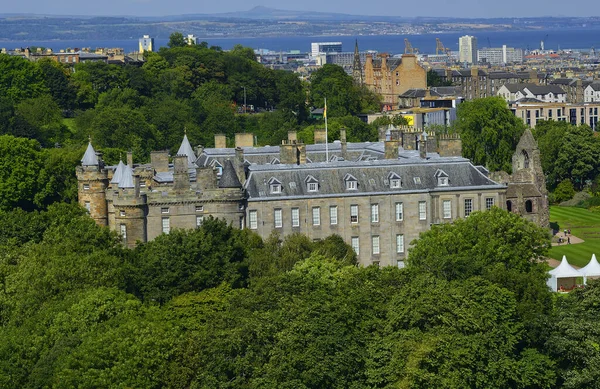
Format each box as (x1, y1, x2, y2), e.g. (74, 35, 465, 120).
(330, 206, 338, 225)
(350, 205, 359, 223)
(249, 210, 258, 229)
(120, 210, 126, 217)
(443, 200, 452, 219)
(84, 201, 91, 212)
(83, 183, 90, 190)
(372, 236, 380, 255)
(438, 177, 448, 186)
(291, 208, 300, 227)
(351, 236, 360, 254)
(196, 205, 204, 212)
(419, 201, 427, 221)
(485, 197, 495, 210)
(162, 217, 170, 234)
(161, 207, 169, 214)
(465, 199, 473, 217)
(307, 182, 318, 192)
(196, 215, 204, 227)
(271, 183, 282, 193)
(390, 178, 401, 188)
(414, 177, 421, 185)
(274, 208, 282, 228)
(312, 207, 321, 226)
(395, 202, 403, 221)
(396, 234, 404, 253)
(120, 224, 127, 240)
(140, 181, 146, 188)
(371, 204, 379, 223)
(346, 180, 357, 190)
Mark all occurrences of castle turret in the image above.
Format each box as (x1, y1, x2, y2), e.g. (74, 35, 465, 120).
(76, 141, 109, 226)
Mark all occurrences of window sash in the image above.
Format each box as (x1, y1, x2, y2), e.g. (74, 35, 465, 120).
(396, 234, 404, 253)
(346, 180, 357, 190)
(395, 202, 403, 221)
(372, 236, 380, 255)
(120, 224, 127, 240)
(249, 210, 258, 229)
(485, 197, 495, 210)
(443, 200, 452, 219)
(308, 182, 318, 192)
(371, 204, 379, 223)
(162, 217, 170, 234)
(419, 201, 427, 220)
(291, 208, 300, 227)
(465, 199, 473, 217)
(196, 215, 204, 227)
(351, 237, 359, 254)
(330, 206, 338, 225)
(274, 209, 283, 228)
(312, 207, 320, 226)
(350, 205, 359, 223)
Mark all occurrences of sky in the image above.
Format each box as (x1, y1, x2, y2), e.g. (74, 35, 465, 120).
(1, 0, 597, 18)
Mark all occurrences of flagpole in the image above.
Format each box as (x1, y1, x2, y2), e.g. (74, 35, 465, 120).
(324, 97, 328, 163)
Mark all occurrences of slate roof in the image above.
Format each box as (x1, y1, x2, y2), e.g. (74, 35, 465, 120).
(81, 142, 99, 166)
(501, 83, 535, 93)
(244, 156, 505, 201)
(118, 165, 134, 189)
(524, 84, 566, 95)
(370, 58, 402, 70)
(430, 86, 462, 97)
(110, 160, 126, 184)
(399, 89, 427, 98)
(219, 160, 242, 188)
(177, 134, 197, 167)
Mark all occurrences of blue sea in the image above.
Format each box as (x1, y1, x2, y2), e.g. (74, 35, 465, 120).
(2, 28, 600, 55)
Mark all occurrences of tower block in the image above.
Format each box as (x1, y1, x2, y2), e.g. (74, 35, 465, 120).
(76, 142, 109, 226)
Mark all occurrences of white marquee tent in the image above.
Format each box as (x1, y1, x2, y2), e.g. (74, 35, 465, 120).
(547, 255, 581, 292)
(580, 254, 600, 285)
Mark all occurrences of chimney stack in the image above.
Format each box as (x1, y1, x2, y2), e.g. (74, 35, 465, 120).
(234, 147, 246, 185)
(419, 133, 427, 159)
(173, 155, 189, 191)
(214, 134, 226, 148)
(127, 151, 133, 167)
(340, 127, 347, 160)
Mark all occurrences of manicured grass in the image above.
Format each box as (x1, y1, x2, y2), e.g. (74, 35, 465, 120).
(548, 205, 600, 267)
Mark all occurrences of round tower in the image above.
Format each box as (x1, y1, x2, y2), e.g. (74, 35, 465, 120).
(76, 142, 109, 226)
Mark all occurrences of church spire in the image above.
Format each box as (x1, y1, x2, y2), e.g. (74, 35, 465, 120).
(352, 39, 363, 85)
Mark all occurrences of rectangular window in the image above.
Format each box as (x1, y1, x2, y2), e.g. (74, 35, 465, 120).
(308, 182, 318, 192)
(371, 204, 379, 223)
(464, 199, 473, 217)
(196, 215, 204, 227)
(120, 210, 126, 217)
(162, 217, 170, 234)
(274, 208, 282, 228)
(291, 208, 300, 227)
(419, 201, 427, 221)
(312, 207, 320, 226)
(83, 184, 90, 190)
(330, 206, 338, 225)
(372, 236, 380, 255)
(120, 224, 127, 240)
(196, 205, 204, 212)
(350, 205, 359, 223)
(84, 201, 91, 212)
(485, 197, 495, 210)
(346, 180, 357, 190)
(161, 207, 169, 214)
(443, 200, 452, 219)
(395, 202, 404, 221)
(249, 210, 258, 229)
(351, 236, 359, 254)
(396, 234, 405, 253)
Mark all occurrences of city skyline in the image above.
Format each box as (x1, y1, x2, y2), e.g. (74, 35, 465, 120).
(2, 0, 599, 18)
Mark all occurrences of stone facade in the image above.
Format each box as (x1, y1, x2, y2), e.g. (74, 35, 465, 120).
(364, 54, 426, 108)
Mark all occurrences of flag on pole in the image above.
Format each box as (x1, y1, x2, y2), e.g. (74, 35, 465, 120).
(323, 102, 327, 119)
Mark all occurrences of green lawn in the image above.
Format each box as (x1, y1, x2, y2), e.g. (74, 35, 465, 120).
(548, 206, 600, 267)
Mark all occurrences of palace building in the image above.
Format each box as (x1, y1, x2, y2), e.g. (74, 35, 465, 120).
(77, 128, 547, 267)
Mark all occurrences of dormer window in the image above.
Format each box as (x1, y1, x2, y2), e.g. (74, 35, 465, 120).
(305, 175, 319, 192)
(268, 177, 282, 194)
(344, 174, 358, 190)
(435, 169, 449, 186)
(388, 172, 401, 189)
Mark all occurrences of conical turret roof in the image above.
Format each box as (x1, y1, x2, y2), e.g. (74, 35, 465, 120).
(218, 160, 242, 188)
(177, 134, 197, 167)
(81, 142, 99, 166)
(110, 160, 126, 184)
(118, 165, 134, 189)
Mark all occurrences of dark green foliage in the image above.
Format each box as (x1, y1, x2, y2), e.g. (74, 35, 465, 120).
(455, 96, 526, 173)
(554, 179, 576, 203)
(427, 68, 453, 87)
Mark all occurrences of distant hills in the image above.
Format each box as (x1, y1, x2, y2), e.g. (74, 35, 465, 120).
(0, 7, 599, 42)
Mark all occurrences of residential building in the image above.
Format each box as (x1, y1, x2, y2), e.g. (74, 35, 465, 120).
(477, 45, 524, 65)
(364, 54, 427, 108)
(510, 100, 600, 129)
(497, 83, 566, 103)
(139, 35, 154, 53)
(584, 82, 600, 102)
(459, 35, 478, 64)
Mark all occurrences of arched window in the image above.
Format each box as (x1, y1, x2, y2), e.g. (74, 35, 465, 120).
(506, 200, 512, 212)
(522, 150, 530, 169)
(525, 200, 533, 213)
